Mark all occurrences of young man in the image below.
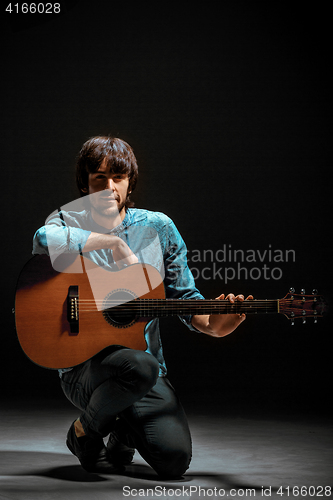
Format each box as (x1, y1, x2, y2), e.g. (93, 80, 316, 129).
(33, 136, 252, 478)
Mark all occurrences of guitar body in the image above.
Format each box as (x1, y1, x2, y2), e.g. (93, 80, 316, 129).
(15, 255, 327, 370)
(15, 255, 165, 369)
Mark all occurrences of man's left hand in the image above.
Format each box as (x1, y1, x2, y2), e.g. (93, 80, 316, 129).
(191, 293, 254, 337)
(207, 293, 254, 337)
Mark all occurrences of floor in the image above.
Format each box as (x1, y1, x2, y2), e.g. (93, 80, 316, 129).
(0, 401, 332, 500)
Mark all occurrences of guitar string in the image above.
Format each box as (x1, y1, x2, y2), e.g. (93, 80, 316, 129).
(68, 298, 316, 316)
(73, 300, 299, 306)
(74, 300, 280, 306)
(71, 299, 304, 313)
(73, 300, 301, 306)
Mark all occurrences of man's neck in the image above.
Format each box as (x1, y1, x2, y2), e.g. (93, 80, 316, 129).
(91, 207, 126, 230)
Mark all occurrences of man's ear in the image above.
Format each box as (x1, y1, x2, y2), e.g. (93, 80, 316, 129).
(81, 187, 88, 193)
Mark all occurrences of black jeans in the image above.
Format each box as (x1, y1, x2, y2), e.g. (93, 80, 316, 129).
(60, 347, 192, 477)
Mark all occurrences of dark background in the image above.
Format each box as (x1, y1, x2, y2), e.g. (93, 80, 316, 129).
(2, 1, 331, 417)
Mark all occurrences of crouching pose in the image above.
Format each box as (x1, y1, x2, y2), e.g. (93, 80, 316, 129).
(33, 136, 252, 478)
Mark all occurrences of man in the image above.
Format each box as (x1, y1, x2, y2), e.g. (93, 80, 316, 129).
(33, 136, 252, 478)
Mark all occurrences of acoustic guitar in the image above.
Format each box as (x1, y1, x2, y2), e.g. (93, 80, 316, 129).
(15, 255, 327, 369)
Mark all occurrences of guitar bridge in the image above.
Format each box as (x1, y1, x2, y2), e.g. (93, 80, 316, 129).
(67, 286, 79, 335)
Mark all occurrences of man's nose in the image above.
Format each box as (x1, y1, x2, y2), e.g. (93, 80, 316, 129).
(106, 178, 115, 190)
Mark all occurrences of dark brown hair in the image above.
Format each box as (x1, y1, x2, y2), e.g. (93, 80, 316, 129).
(76, 136, 138, 208)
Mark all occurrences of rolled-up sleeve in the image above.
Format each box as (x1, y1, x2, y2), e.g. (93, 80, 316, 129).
(32, 211, 91, 257)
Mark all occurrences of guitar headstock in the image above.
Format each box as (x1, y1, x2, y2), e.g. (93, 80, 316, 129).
(279, 288, 327, 325)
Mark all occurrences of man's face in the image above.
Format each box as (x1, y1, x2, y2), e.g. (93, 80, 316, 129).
(85, 160, 130, 222)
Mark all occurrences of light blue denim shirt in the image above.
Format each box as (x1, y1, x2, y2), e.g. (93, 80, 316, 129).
(33, 207, 204, 376)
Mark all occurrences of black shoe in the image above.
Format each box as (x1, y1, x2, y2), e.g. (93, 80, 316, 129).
(106, 420, 135, 466)
(66, 421, 122, 473)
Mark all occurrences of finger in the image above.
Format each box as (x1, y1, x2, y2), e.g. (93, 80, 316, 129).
(215, 294, 225, 300)
(246, 295, 254, 300)
(235, 294, 244, 301)
(226, 294, 235, 303)
(115, 254, 138, 268)
(124, 253, 138, 264)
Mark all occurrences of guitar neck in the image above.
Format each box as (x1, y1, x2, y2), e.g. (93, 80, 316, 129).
(132, 299, 279, 317)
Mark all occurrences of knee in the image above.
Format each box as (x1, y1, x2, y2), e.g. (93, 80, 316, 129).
(153, 447, 192, 479)
(123, 350, 160, 392)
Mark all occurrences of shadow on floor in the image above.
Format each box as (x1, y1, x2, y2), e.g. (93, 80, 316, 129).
(0, 449, 273, 496)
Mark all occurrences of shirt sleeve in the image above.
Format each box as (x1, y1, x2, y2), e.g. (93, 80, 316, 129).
(163, 218, 205, 332)
(32, 210, 91, 257)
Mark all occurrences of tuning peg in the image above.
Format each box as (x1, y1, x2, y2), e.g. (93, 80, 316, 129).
(314, 318, 318, 324)
(312, 289, 318, 295)
(302, 318, 306, 324)
(291, 319, 295, 326)
(289, 287, 295, 293)
(301, 289, 306, 295)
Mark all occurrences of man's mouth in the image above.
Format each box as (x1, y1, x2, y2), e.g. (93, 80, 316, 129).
(100, 194, 119, 202)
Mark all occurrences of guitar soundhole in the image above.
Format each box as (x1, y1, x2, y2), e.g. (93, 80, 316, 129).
(102, 289, 138, 328)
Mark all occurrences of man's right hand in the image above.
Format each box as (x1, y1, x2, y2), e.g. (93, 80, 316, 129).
(83, 232, 138, 268)
(112, 237, 138, 268)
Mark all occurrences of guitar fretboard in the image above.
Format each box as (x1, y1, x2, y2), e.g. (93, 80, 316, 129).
(105, 299, 280, 317)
